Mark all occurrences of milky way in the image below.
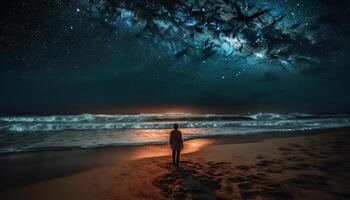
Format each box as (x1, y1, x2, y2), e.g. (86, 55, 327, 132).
(86, 0, 345, 73)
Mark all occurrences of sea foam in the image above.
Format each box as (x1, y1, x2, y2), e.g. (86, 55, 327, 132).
(0, 113, 349, 153)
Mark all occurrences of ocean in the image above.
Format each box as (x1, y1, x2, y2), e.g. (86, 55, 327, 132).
(0, 113, 349, 153)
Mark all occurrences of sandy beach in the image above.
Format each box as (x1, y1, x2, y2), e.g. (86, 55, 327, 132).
(1, 128, 350, 200)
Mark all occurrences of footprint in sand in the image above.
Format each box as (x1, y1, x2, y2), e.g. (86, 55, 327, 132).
(287, 143, 304, 149)
(284, 156, 304, 162)
(256, 159, 278, 167)
(255, 155, 265, 160)
(240, 188, 294, 200)
(154, 160, 230, 199)
(278, 147, 294, 152)
(236, 165, 251, 171)
(287, 163, 312, 171)
(285, 174, 330, 190)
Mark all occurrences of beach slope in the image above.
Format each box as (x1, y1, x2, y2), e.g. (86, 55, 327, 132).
(1, 129, 350, 200)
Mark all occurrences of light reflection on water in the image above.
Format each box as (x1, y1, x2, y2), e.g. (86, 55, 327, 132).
(129, 128, 211, 159)
(128, 128, 206, 143)
(131, 137, 213, 159)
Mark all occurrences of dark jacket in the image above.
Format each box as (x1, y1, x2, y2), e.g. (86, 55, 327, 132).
(170, 130, 183, 150)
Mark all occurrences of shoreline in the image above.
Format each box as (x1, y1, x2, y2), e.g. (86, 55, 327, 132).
(1, 126, 349, 156)
(1, 127, 350, 199)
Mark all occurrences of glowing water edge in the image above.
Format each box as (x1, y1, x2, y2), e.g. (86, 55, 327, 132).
(0, 113, 349, 153)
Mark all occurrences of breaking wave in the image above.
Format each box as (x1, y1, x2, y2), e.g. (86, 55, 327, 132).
(0, 113, 349, 153)
(0, 113, 348, 133)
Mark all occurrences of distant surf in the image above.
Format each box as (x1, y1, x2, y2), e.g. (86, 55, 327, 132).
(0, 113, 349, 153)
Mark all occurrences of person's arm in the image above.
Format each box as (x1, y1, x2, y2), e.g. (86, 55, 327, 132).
(170, 132, 173, 148)
(180, 132, 184, 149)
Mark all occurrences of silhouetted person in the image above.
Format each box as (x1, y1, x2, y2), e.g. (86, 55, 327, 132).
(170, 124, 184, 166)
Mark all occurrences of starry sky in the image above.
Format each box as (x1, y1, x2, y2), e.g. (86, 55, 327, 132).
(1, 0, 350, 114)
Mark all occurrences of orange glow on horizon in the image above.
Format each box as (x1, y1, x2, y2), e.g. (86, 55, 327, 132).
(142, 107, 198, 114)
(95, 105, 211, 115)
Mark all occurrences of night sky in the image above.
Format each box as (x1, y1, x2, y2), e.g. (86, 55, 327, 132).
(1, 0, 350, 114)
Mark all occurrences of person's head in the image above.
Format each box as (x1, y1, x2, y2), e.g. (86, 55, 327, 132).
(173, 123, 179, 130)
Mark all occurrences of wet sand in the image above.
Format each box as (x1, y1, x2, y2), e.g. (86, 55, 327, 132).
(1, 128, 350, 200)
